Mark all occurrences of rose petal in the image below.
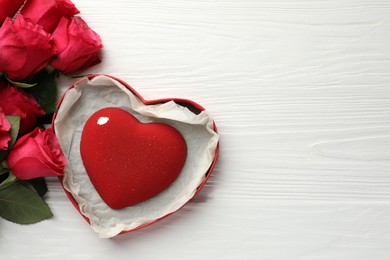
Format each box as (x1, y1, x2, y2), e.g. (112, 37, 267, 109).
(0, 106, 11, 150)
(0, 15, 53, 81)
(50, 17, 102, 74)
(8, 128, 66, 180)
(10, 157, 63, 180)
(0, 0, 25, 24)
(21, 0, 79, 33)
(0, 84, 45, 134)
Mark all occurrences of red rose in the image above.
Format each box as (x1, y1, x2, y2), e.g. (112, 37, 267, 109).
(51, 17, 103, 74)
(7, 128, 66, 180)
(0, 15, 53, 81)
(0, 84, 45, 135)
(0, 107, 11, 150)
(0, 0, 25, 24)
(20, 0, 79, 33)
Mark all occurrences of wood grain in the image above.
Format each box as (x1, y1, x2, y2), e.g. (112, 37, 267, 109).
(1, 0, 390, 259)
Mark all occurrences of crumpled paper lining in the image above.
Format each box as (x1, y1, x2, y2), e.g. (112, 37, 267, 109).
(54, 75, 219, 238)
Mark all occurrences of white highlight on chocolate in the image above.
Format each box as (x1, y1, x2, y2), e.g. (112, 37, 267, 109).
(97, 117, 109, 125)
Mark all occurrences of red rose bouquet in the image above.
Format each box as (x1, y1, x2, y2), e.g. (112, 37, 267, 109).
(0, 0, 103, 224)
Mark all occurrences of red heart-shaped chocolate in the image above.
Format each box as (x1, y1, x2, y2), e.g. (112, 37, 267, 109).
(80, 107, 187, 209)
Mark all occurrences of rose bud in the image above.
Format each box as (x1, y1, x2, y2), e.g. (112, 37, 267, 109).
(0, 0, 25, 24)
(0, 107, 11, 150)
(0, 84, 45, 135)
(0, 15, 54, 81)
(50, 17, 103, 74)
(7, 128, 66, 180)
(20, 0, 79, 33)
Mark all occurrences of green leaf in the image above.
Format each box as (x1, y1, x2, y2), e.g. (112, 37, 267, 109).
(65, 73, 92, 79)
(0, 171, 16, 189)
(0, 116, 20, 162)
(5, 75, 37, 88)
(0, 181, 53, 224)
(0, 167, 7, 176)
(24, 178, 48, 197)
(44, 65, 57, 76)
(0, 161, 7, 175)
(6, 115, 20, 148)
(0, 168, 10, 184)
(25, 70, 58, 114)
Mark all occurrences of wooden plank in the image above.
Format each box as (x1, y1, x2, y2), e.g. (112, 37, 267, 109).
(1, 0, 390, 259)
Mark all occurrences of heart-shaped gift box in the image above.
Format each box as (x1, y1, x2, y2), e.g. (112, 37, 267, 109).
(53, 75, 219, 238)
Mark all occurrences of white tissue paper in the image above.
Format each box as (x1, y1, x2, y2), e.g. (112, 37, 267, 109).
(54, 75, 219, 238)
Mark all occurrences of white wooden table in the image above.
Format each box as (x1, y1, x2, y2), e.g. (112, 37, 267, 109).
(2, 0, 390, 259)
